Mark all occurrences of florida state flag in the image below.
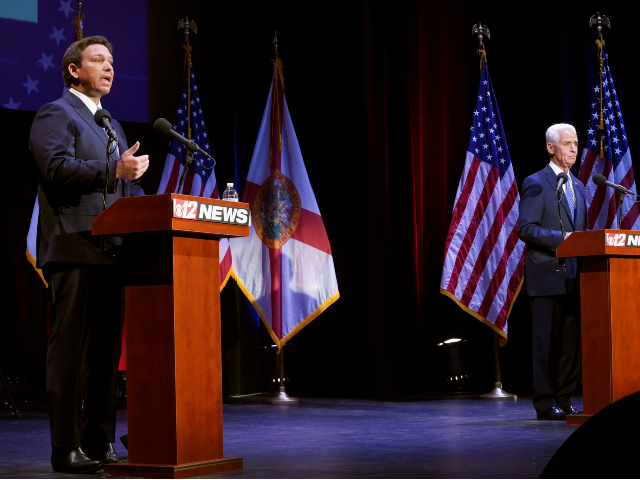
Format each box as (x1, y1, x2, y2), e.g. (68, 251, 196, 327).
(229, 59, 339, 349)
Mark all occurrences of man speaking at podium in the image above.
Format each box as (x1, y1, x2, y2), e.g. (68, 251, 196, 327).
(30, 36, 149, 473)
(518, 124, 587, 421)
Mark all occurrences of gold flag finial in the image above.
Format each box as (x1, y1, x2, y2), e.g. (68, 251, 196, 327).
(471, 22, 490, 68)
(178, 16, 197, 46)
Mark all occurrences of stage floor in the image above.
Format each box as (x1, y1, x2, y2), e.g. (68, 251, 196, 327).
(1, 395, 581, 478)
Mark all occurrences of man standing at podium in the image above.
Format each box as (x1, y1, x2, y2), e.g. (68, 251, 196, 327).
(518, 124, 587, 421)
(30, 36, 149, 473)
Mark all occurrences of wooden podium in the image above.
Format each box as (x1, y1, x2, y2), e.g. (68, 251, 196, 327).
(557, 229, 640, 425)
(92, 194, 250, 478)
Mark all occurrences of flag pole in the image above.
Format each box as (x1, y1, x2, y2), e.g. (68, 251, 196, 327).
(262, 32, 299, 405)
(480, 332, 517, 400)
(469, 23, 517, 401)
(589, 14, 624, 229)
(589, 13, 611, 160)
(263, 346, 299, 404)
(176, 17, 198, 194)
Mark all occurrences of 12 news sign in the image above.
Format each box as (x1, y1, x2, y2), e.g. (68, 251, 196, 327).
(172, 199, 251, 226)
(606, 232, 640, 247)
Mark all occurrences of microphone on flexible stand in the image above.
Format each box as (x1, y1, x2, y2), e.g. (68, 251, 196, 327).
(556, 172, 569, 271)
(593, 174, 637, 229)
(153, 118, 216, 194)
(153, 118, 213, 160)
(592, 174, 636, 195)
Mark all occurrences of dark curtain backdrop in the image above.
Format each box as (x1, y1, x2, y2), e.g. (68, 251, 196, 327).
(4, 0, 640, 402)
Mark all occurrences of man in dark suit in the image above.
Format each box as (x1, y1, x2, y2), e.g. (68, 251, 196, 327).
(518, 123, 586, 421)
(30, 36, 149, 473)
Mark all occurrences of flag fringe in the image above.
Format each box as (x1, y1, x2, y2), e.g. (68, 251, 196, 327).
(439, 285, 523, 347)
(25, 248, 47, 287)
(230, 267, 339, 352)
(278, 290, 340, 349)
(505, 277, 524, 321)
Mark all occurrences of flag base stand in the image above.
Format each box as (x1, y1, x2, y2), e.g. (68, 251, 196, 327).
(479, 332, 517, 401)
(479, 382, 517, 400)
(263, 348, 299, 404)
(263, 385, 300, 404)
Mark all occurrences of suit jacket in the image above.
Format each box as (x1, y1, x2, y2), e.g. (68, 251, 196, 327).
(30, 90, 143, 268)
(518, 164, 588, 297)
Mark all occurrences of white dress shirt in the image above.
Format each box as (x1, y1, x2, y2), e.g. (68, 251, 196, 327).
(68, 87, 102, 115)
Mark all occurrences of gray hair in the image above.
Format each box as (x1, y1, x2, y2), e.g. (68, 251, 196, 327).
(546, 123, 577, 145)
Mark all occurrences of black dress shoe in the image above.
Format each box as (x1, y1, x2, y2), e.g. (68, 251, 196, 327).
(563, 404, 582, 415)
(83, 443, 128, 464)
(51, 447, 103, 474)
(536, 406, 567, 421)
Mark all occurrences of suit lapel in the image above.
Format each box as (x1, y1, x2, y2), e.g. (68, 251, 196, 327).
(544, 165, 575, 228)
(63, 91, 110, 150)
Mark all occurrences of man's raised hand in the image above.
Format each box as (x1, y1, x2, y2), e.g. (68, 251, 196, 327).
(116, 141, 149, 180)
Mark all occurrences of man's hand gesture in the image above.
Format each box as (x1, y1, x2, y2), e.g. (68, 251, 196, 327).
(116, 141, 149, 180)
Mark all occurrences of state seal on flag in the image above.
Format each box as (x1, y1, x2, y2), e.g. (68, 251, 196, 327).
(253, 170, 301, 249)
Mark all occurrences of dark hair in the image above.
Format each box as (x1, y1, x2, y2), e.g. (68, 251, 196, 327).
(61, 36, 113, 88)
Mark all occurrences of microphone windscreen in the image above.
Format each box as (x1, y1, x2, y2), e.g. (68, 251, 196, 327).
(94, 109, 112, 127)
(593, 174, 607, 186)
(153, 118, 173, 136)
(557, 172, 569, 183)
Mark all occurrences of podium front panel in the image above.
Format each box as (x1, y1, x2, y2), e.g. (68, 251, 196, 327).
(579, 257, 613, 415)
(124, 233, 223, 465)
(609, 257, 640, 402)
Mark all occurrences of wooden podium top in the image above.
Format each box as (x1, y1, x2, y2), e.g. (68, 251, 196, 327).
(92, 193, 251, 238)
(556, 229, 640, 258)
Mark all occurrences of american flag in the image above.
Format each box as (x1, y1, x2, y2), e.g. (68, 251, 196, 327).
(157, 64, 232, 287)
(578, 52, 639, 230)
(440, 57, 526, 344)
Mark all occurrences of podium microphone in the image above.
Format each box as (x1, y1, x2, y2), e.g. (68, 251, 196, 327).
(556, 171, 568, 198)
(593, 174, 637, 196)
(153, 118, 213, 160)
(594, 174, 637, 229)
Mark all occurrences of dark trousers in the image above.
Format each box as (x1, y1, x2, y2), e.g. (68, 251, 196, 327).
(45, 263, 123, 448)
(530, 288, 582, 413)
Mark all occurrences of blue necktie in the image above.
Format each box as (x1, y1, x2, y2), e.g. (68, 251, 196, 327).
(566, 176, 575, 223)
